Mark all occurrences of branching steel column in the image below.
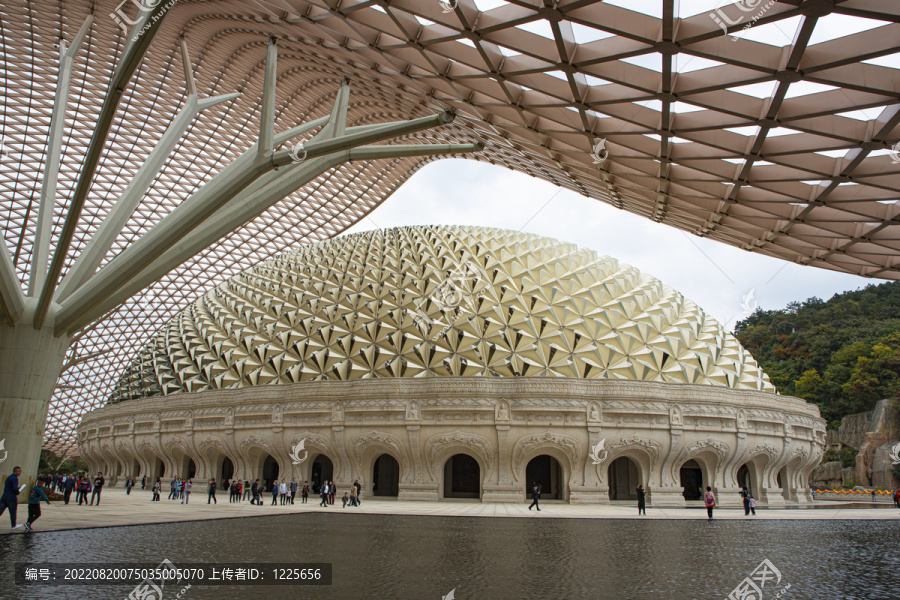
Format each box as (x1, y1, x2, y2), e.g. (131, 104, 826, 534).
(55, 41, 239, 303)
(28, 16, 93, 296)
(33, 1, 173, 329)
(0, 239, 24, 326)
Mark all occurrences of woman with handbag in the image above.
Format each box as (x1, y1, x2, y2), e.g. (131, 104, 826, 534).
(704, 486, 716, 520)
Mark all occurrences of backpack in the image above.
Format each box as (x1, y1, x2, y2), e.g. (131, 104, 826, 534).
(704, 492, 715, 507)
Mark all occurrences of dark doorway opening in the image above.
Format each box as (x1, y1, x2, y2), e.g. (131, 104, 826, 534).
(608, 456, 640, 500)
(680, 459, 703, 501)
(443, 454, 480, 498)
(738, 464, 752, 497)
(311, 455, 334, 494)
(221, 456, 234, 484)
(263, 455, 279, 491)
(525, 455, 563, 499)
(187, 458, 196, 480)
(373, 454, 400, 497)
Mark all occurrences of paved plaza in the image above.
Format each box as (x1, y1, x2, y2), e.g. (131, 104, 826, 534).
(2, 487, 896, 535)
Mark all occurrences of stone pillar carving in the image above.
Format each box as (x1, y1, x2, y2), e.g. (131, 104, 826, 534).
(653, 405, 686, 506)
(571, 401, 606, 504)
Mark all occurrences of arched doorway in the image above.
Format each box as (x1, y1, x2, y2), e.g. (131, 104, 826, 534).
(372, 454, 400, 497)
(737, 464, 753, 497)
(132, 459, 141, 479)
(443, 454, 480, 498)
(608, 456, 640, 500)
(186, 458, 196, 480)
(156, 457, 165, 479)
(311, 455, 334, 494)
(680, 459, 704, 501)
(262, 455, 279, 491)
(525, 455, 563, 500)
(221, 456, 234, 483)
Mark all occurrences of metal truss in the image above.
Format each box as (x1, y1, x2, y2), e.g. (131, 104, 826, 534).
(0, 0, 898, 453)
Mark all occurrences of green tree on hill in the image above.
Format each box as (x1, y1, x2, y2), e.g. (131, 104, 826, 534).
(735, 282, 900, 429)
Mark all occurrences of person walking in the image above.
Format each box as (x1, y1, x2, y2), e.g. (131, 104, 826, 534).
(243, 480, 251, 502)
(271, 482, 279, 506)
(290, 479, 298, 505)
(279, 480, 288, 505)
(236, 480, 243, 503)
(169, 478, 178, 501)
(748, 496, 757, 516)
(24, 481, 51, 532)
(349, 486, 357, 507)
(141, 475, 146, 490)
(182, 479, 192, 504)
(353, 480, 361, 506)
(125, 477, 134, 495)
(740, 486, 751, 516)
(636, 484, 647, 515)
(89, 472, 105, 505)
(528, 481, 541, 511)
(302, 481, 309, 504)
(251, 480, 260, 505)
(704, 486, 716, 520)
(152, 478, 161, 502)
(328, 481, 335, 505)
(320, 482, 329, 507)
(62, 475, 75, 505)
(1, 466, 24, 530)
(208, 479, 217, 504)
(342, 492, 349, 508)
(78, 477, 90, 506)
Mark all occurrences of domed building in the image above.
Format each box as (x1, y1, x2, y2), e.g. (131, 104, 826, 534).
(78, 226, 825, 505)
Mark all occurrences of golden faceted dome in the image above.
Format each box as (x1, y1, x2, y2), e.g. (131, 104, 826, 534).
(110, 226, 774, 402)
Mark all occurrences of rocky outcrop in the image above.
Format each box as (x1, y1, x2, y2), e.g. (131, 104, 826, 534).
(853, 400, 899, 488)
(810, 461, 843, 488)
(838, 410, 874, 449)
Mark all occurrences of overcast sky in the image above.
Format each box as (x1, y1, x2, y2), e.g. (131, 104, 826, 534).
(346, 159, 877, 333)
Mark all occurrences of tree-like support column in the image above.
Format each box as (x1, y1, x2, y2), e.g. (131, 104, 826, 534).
(2, 23, 481, 502)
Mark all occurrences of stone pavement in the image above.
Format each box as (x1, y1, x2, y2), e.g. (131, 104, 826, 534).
(1, 487, 896, 535)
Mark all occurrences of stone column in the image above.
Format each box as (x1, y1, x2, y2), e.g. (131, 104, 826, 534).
(570, 407, 605, 504)
(0, 319, 70, 503)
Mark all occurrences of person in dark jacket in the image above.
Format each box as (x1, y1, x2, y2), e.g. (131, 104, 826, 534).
(24, 482, 51, 531)
(90, 472, 105, 505)
(62, 476, 76, 505)
(125, 478, 134, 495)
(636, 484, 647, 515)
(528, 481, 541, 511)
(208, 479, 217, 504)
(141, 475, 146, 490)
(740, 486, 751, 516)
(0, 466, 24, 529)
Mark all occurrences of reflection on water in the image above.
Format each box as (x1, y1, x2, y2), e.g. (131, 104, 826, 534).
(1, 514, 896, 599)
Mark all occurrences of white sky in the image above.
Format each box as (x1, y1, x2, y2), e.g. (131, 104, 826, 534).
(346, 159, 875, 333)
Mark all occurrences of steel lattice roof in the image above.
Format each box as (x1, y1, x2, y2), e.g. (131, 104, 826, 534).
(0, 0, 898, 453)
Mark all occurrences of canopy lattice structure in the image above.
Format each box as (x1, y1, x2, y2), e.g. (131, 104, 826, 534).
(0, 0, 898, 453)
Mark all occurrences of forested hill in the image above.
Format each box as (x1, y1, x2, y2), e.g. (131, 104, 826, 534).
(734, 281, 900, 429)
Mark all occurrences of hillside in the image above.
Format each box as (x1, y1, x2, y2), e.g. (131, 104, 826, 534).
(734, 281, 900, 429)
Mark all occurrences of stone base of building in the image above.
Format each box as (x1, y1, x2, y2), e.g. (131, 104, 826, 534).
(569, 485, 610, 504)
(482, 484, 525, 503)
(648, 487, 687, 506)
(715, 487, 744, 506)
(398, 483, 439, 502)
(763, 487, 786, 506)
